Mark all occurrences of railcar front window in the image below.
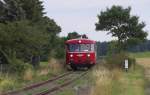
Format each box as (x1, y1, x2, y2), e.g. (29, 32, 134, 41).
(68, 44, 95, 52)
(80, 44, 91, 52)
(91, 44, 95, 51)
(68, 44, 79, 52)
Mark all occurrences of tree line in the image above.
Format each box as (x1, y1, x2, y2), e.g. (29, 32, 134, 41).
(97, 40, 150, 56)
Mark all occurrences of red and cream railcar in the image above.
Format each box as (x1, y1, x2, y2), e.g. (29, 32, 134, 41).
(65, 39, 96, 70)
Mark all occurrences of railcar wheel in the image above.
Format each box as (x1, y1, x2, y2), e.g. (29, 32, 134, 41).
(71, 64, 77, 71)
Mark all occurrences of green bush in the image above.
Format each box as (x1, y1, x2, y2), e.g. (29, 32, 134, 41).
(106, 52, 135, 69)
(9, 59, 32, 76)
(0, 78, 16, 92)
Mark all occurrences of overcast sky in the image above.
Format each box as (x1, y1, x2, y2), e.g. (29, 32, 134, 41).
(42, 0, 150, 41)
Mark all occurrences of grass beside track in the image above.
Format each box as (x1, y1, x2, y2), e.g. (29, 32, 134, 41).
(91, 64, 145, 95)
(0, 60, 65, 93)
(112, 65, 145, 95)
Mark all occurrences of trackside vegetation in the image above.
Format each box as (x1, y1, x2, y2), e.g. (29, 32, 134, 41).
(0, 58, 65, 93)
(91, 64, 145, 95)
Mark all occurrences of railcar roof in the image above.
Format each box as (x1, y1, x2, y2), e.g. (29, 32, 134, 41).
(65, 39, 96, 44)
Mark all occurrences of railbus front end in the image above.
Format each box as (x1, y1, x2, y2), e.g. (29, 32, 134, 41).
(65, 39, 96, 70)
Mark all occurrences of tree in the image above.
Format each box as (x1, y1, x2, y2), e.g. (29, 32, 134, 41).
(95, 6, 147, 51)
(0, 0, 26, 22)
(15, 0, 45, 22)
(0, 0, 44, 22)
(67, 31, 81, 40)
(0, 0, 61, 67)
(40, 17, 61, 61)
(0, 21, 49, 63)
(67, 32, 88, 40)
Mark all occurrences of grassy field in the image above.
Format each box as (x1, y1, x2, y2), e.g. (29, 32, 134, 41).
(130, 51, 150, 58)
(91, 64, 145, 95)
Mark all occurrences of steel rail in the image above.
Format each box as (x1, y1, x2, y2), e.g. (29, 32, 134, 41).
(35, 71, 87, 95)
(2, 72, 72, 95)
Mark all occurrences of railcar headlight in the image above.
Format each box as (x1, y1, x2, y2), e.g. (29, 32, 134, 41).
(70, 54, 73, 57)
(87, 54, 90, 57)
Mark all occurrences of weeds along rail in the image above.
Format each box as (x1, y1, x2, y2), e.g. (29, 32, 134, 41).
(2, 72, 73, 95)
(35, 71, 88, 95)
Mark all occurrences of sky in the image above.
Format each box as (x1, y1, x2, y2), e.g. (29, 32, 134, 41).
(42, 0, 150, 41)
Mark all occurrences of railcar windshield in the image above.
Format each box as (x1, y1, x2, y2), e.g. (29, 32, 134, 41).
(68, 44, 95, 52)
(68, 44, 80, 52)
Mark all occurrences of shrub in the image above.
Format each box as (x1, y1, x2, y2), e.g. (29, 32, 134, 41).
(9, 58, 32, 76)
(0, 74, 17, 93)
(0, 79, 15, 92)
(106, 52, 135, 69)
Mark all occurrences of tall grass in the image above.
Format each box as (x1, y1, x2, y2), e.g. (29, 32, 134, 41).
(48, 58, 65, 74)
(23, 68, 34, 81)
(90, 64, 145, 95)
(91, 66, 112, 95)
(91, 65, 123, 95)
(0, 73, 18, 93)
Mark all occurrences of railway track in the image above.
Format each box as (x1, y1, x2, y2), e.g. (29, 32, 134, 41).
(35, 71, 87, 95)
(2, 72, 72, 95)
(2, 71, 87, 95)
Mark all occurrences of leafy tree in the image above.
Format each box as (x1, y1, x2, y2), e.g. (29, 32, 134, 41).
(95, 6, 147, 51)
(0, 21, 48, 64)
(0, 0, 61, 68)
(0, 0, 44, 22)
(15, 0, 44, 22)
(52, 37, 66, 59)
(67, 31, 81, 40)
(39, 17, 61, 61)
(0, 0, 25, 22)
(67, 31, 88, 40)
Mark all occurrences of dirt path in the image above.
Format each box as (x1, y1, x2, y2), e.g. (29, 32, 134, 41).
(136, 58, 150, 95)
